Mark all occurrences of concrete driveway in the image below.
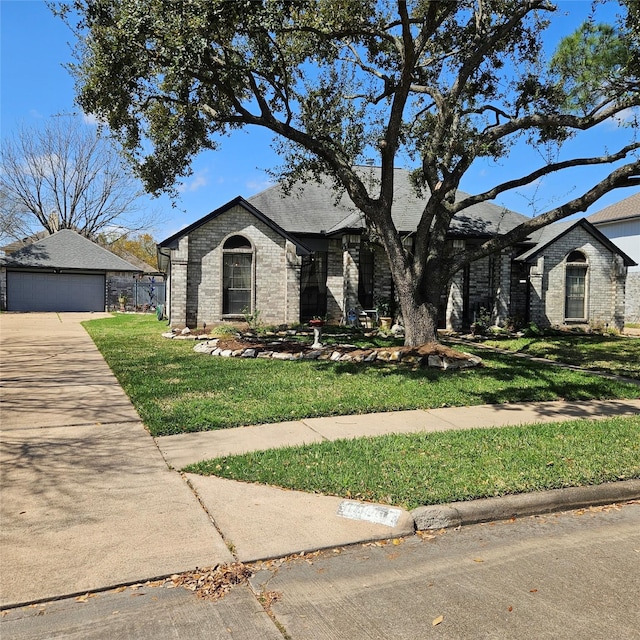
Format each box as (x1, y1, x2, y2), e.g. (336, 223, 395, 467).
(0, 313, 232, 608)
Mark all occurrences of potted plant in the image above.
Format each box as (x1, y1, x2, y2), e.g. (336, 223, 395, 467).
(375, 296, 393, 330)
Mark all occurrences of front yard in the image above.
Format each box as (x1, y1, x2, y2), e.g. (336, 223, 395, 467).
(84, 315, 640, 437)
(188, 416, 640, 510)
(481, 333, 640, 380)
(84, 315, 640, 508)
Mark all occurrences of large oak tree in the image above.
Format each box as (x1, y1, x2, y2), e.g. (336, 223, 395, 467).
(57, 0, 639, 345)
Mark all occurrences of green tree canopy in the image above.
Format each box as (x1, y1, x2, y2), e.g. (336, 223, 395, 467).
(56, 0, 640, 345)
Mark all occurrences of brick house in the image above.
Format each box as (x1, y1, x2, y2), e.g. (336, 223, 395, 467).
(157, 168, 635, 332)
(588, 192, 640, 323)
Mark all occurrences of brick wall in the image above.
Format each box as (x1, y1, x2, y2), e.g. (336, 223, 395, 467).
(529, 226, 627, 330)
(626, 272, 640, 323)
(326, 238, 344, 322)
(168, 205, 295, 328)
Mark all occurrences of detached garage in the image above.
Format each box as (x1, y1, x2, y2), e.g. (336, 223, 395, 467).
(1, 230, 141, 312)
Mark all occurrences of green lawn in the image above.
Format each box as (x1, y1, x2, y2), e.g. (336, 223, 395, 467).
(187, 416, 640, 510)
(84, 314, 639, 436)
(481, 334, 640, 380)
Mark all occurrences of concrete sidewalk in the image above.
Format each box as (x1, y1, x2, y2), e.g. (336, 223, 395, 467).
(0, 313, 232, 609)
(157, 398, 640, 468)
(157, 398, 640, 563)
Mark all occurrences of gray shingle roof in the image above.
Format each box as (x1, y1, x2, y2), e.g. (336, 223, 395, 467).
(247, 166, 529, 236)
(587, 191, 640, 224)
(1, 229, 142, 272)
(515, 218, 636, 266)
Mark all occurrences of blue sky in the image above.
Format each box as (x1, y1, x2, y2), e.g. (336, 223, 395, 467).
(2, 0, 638, 241)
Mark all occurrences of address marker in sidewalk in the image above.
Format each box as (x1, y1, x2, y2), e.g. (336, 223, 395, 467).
(337, 501, 403, 527)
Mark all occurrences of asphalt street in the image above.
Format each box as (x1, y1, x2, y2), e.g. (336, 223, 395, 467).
(3, 502, 639, 639)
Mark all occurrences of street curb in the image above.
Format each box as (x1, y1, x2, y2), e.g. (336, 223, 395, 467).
(411, 480, 640, 530)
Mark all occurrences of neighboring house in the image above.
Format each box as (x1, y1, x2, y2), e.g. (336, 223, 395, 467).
(0, 229, 142, 312)
(157, 167, 635, 332)
(588, 192, 640, 323)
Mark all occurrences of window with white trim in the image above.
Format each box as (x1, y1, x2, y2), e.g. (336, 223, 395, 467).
(222, 235, 253, 315)
(565, 250, 588, 320)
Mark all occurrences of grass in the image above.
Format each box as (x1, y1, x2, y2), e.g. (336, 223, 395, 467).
(481, 334, 640, 380)
(186, 416, 640, 510)
(84, 314, 639, 436)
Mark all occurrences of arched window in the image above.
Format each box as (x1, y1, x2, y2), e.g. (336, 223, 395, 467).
(565, 250, 588, 320)
(222, 235, 253, 315)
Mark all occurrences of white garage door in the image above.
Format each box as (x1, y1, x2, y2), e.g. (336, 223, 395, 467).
(7, 272, 106, 312)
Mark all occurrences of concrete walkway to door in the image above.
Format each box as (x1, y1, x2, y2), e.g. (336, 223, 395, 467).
(0, 313, 232, 609)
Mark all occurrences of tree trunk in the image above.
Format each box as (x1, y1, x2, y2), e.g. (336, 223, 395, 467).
(400, 298, 440, 346)
(392, 268, 442, 347)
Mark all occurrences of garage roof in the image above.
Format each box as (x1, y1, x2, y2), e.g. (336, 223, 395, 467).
(1, 229, 142, 272)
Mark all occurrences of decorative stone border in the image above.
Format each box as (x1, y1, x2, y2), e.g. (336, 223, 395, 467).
(162, 329, 482, 370)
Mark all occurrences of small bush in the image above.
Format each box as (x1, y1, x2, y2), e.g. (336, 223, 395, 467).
(523, 322, 543, 337)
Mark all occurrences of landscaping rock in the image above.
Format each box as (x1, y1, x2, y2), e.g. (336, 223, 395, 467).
(168, 330, 482, 369)
(428, 355, 443, 368)
(193, 342, 217, 354)
(391, 324, 405, 337)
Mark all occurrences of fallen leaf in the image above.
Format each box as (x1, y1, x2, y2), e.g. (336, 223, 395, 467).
(76, 594, 89, 603)
(529, 589, 538, 593)
(508, 606, 513, 612)
(171, 563, 253, 601)
(417, 531, 436, 540)
(473, 558, 484, 563)
(432, 615, 444, 626)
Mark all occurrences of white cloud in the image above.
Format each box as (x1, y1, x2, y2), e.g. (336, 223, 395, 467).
(82, 112, 101, 126)
(598, 106, 639, 130)
(178, 170, 209, 193)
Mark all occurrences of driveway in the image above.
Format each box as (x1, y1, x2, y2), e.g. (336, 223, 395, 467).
(0, 313, 232, 608)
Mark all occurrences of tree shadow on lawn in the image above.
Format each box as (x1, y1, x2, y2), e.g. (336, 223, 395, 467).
(324, 350, 639, 407)
(491, 334, 639, 368)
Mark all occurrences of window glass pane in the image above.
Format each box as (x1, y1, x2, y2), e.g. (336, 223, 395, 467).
(567, 251, 586, 263)
(223, 252, 252, 314)
(224, 235, 252, 250)
(300, 252, 328, 320)
(565, 266, 586, 318)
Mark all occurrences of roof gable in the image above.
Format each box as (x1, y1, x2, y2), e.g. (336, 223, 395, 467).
(0, 229, 142, 272)
(158, 196, 311, 255)
(515, 218, 637, 266)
